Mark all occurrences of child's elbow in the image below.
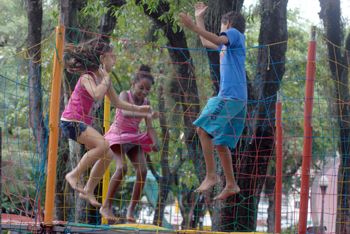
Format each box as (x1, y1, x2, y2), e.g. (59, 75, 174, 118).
(203, 43, 216, 49)
(202, 42, 211, 48)
(202, 40, 218, 49)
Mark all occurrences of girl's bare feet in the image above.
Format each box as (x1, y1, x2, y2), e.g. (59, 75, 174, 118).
(126, 208, 136, 223)
(126, 216, 136, 223)
(79, 193, 101, 207)
(65, 172, 85, 194)
(195, 175, 220, 193)
(99, 206, 118, 221)
(213, 184, 240, 201)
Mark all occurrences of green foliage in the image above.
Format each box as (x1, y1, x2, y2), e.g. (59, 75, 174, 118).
(0, 0, 27, 50)
(42, 0, 59, 36)
(2, 140, 39, 214)
(83, 0, 109, 17)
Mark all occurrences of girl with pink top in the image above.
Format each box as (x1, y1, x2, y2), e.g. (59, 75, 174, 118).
(61, 38, 150, 207)
(98, 65, 159, 222)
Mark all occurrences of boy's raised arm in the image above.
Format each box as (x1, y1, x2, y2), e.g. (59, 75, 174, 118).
(179, 2, 228, 49)
(194, 2, 217, 49)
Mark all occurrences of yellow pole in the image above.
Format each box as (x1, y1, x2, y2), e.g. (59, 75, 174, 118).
(102, 97, 111, 224)
(44, 24, 65, 225)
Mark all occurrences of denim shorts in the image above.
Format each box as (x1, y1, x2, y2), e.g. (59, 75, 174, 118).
(60, 120, 88, 141)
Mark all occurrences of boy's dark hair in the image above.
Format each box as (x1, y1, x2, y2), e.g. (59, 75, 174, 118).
(64, 37, 113, 74)
(221, 11, 246, 34)
(133, 64, 155, 85)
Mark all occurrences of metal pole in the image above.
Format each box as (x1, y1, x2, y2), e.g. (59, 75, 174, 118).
(101, 97, 111, 224)
(320, 185, 327, 234)
(275, 93, 283, 234)
(298, 26, 317, 234)
(44, 24, 65, 226)
(0, 127, 2, 233)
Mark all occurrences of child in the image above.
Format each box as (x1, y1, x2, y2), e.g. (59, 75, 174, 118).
(97, 65, 159, 222)
(179, 2, 247, 200)
(61, 38, 151, 207)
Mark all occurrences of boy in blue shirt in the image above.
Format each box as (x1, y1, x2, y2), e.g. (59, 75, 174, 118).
(179, 2, 246, 200)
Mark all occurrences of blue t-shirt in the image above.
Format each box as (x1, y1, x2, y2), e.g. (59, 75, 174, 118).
(217, 28, 247, 101)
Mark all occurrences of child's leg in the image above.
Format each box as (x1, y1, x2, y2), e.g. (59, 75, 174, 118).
(65, 126, 111, 194)
(196, 127, 220, 192)
(126, 146, 147, 222)
(79, 148, 114, 207)
(100, 145, 126, 221)
(213, 145, 240, 200)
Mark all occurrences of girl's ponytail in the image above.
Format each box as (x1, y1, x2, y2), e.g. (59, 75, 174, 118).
(64, 37, 113, 74)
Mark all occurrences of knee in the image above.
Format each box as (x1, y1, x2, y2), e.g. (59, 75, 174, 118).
(135, 167, 147, 184)
(196, 127, 206, 137)
(96, 139, 110, 153)
(103, 140, 111, 152)
(215, 145, 230, 155)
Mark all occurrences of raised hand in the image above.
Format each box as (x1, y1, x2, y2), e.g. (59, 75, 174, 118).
(179, 13, 195, 30)
(195, 2, 208, 18)
(99, 64, 111, 87)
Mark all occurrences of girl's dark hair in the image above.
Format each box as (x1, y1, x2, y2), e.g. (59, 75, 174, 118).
(64, 37, 113, 74)
(221, 11, 246, 34)
(133, 64, 155, 85)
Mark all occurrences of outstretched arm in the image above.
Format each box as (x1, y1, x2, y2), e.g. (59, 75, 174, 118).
(106, 87, 151, 113)
(118, 91, 154, 118)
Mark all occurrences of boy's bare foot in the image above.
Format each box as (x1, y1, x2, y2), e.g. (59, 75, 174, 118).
(213, 185, 240, 201)
(79, 193, 101, 207)
(99, 207, 118, 221)
(195, 175, 220, 193)
(65, 172, 85, 194)
(126, 216, 136, 223)
(126, 208, 136, 223)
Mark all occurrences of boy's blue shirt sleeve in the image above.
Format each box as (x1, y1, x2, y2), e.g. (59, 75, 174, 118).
(219, 28, 239, 48)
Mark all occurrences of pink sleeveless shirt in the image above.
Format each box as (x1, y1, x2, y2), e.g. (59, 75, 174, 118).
(110, 90, 147, 134)
(104, 90, 153, 152)
(61, 72, 98, 125)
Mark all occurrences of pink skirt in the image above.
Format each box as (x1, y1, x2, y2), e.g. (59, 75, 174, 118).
(104, 131, 153, 153)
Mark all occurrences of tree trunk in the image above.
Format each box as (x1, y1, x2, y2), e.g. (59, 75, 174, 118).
(319, 1, 350, 232)
(26, 0, 47, 219)
(220, 0, 288, 231)
(99, 0, 125, 36)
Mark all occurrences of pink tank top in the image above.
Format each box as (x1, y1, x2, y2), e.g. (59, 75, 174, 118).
(61, 72, 99, 125)
(110, 90, 147, 134)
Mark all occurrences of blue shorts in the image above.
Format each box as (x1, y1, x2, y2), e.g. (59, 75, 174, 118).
(60, 120, 88, 141)
(193, 97, 246, 149)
